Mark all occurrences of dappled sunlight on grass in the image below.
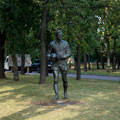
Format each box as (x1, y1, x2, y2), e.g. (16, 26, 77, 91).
(0, 73, 120, 120)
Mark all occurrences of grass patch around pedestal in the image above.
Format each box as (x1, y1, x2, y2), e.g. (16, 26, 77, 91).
(0, 73, 120, 120)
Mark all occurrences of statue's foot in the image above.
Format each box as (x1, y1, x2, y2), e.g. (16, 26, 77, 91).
(53, 95, 59, 100)
(64, 95, 69, 100)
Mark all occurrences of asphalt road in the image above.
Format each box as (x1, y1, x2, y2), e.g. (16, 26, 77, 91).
(26, 72, 120, 82)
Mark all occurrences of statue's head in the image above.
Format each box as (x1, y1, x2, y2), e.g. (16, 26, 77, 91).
(56, 30, 62, 41)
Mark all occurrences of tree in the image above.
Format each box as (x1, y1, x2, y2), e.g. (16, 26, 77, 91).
(1, 0, 37, 80)
(0, 0, 7, 79)
(0, 31, 6, 79)
(96, 0, 120, 72)
(40, 0, 49, 84)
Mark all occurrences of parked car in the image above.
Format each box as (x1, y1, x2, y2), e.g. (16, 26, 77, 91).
(31, 59, 40, 72)
(31, 59, 53, 73)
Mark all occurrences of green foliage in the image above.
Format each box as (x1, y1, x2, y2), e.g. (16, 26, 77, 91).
(0, 0, 42, 59)
(0, 73, 120, 120)
(1, 0, 120, 61)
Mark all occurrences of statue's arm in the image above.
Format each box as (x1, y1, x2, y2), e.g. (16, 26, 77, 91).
(47, 43, 52, 59)
(47, 43, 57, 61)
(48, 44, 52, 54)
(63, 43, 71, 59)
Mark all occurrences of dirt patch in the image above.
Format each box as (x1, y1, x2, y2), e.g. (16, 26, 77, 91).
(32, 100, 84, 106)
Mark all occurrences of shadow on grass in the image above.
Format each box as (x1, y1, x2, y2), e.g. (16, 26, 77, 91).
(0, 74, 54, 103)
(0, 73, 120, 120)
(0, 105, 66, 120)
(0, 84, 54, 103)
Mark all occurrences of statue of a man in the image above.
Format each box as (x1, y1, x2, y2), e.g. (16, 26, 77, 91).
(47, 30, 71, 100)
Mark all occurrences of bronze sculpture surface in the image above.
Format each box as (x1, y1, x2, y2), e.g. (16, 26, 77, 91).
(48, 30, 71, 100)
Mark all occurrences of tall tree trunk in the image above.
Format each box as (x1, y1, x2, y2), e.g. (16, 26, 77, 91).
(12, 55, 19, 81)
(112, 39, 116, 72)
(95, 48, 99, 69)
(76, 44, 81, 80)
(101, 43, 105, 69)
(46, 56, 48, 76)
(21, 31, 26, 75)
(105, 8, 111, 72)
(40, 0, 49, 84)
(84, 53, 87, 72)
(21, 53, 25, 75)
(106, 37, 111, 72)
(74, 56, 77, 71)
(0, 31, 6, 79)
(117, 61, 120, 69)
(88, 55, 91, 70)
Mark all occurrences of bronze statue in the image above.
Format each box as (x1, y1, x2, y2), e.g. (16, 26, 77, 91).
(47, 30, 71, 100)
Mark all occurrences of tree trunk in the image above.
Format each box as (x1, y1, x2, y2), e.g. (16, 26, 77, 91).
(95, 49, 99, 69)
(101, 43, 105, 69)
(117, 61, 120, 69)
(84, 53, 87, 72)
(39, 0, 48, 84)
(0, 31, 6, 79)
(76, 44, 81, 80)
(104, 8, 111, 72)
(46, 56, 48, 76)
(12, 55, 19, 81)
(21, 53, 25, 75)
(106, 37, 111, 72)
(112, 39, 116, 72)
(88, 55, 91, 70)
(74, 56, 77, 71)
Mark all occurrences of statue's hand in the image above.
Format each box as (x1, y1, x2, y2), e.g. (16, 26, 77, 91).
(47, 54, 51, 60)
(51, 53, 57, 61)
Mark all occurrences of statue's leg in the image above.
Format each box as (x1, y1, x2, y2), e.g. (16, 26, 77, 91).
(61, 70, 68, 99)
(53, 69, 59, 100)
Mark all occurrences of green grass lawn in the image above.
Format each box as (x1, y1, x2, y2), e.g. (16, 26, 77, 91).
(68, 69, 120, 76)
(0, 73, 120, 120)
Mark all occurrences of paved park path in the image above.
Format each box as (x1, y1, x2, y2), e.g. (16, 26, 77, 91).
(67, 74, 120, 81)
(27, 72, 120, 82)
